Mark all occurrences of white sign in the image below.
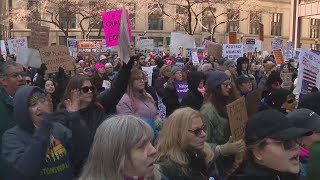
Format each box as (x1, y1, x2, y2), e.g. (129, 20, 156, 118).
(170, 32, 196, 56)
(272, 37, 283, 51)
(142, 66, 156, 86)
(16, 48, 42, 68)
(137, 39, 154, 51)
(67, 38, 78, 53)
(102, 80, 111, 89)
(7, 37, 28, 55)
(191, 52, 200, 65)
(223, 44, 244, 60)
(0, 40, 6, 58)
(118, 8, 131, 64)
(296, 49, 320, 94)
(255, 40, 262, 52)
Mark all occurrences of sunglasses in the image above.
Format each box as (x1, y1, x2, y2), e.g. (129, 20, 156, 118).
(188, 125, 207, 137)
(270, 138, 302, 151)
(81, 86, 95, 93)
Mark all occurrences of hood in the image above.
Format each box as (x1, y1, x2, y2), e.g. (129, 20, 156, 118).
(14, 86, 44, 133)
(187, 71, 205, 91)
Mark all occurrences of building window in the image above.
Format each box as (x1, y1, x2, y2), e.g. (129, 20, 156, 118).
(202, 7, 216, 32)
(166, 37, 171, 45)
(175, 6, 188, 31)
(59, 13, 76, 29)
(27, 0, 41, 29)
(310, 19, 320, 38)
(227, 10, 240, 32)
(127, 3, 136, 30)
(148, 3, 163, 30)
(249, 12, 261, 34)
(271, 13, 282, 36)
(59, 36, 76, 46)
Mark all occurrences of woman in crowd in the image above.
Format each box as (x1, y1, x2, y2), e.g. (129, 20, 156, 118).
(162, 66, 183, 116)
(79, 115, 161, 180)
(280, 63, 290, 73)
(235, 75, 253, 96)
(155, 65, 171, 98)
(156, 108, 217, 179)
(200, 71, 245, 177)
(181, 71, 205, 110)
(223, 60, 237, 82)
(92, 63, 107, 93)
(260, 88, 297, 113)
(44, 79, 60, 112)
(236, 57, 249, 76)
(227, 110, 311, 180)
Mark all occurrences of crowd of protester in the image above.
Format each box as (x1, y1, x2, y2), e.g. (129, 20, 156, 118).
(0, 50, 320, 180)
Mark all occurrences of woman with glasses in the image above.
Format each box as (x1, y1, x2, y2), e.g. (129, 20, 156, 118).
(200, 71, 245, 178)
(223, 60, 238, 82)
(156, 107, 217, 180)
(227, 110, 311, 180)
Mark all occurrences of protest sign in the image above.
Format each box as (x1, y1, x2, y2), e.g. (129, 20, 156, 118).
(157, 98, 166, 120)
(0, 40, 6, 58)
(297, 49, 320, 94)
(174, 82, 188, 100)
(102, 80, 111, 89)
(142, 66, 156, 86)
(175, 62, 184, 70)
(255, 40, 262, 52)
(118, 9, 131, 64)
(259, 23, 264, 41)
(227, 97, 248, 141)
(137, 39, 154, 51)
(271, 37, 283, 51)
(39, 46, 75, 73)
(223, 44, 243, 60)
(208, 43, 222, 59)
(229, 32, 237, 44)
(245, 89, 262, 117)
(7, 37, 28, 54)
(67, 38, 78, 53)
(101, 9, 132, 47)
(280, 73, 293, 89)
(191, 52, 200, 65)
(262, 51, 269, 57)
(273, 49, 284, 64)
(246, 39, 256, 53)
(170, 32, 195, 56)
(16, 48, 42, 68)
(29, 25, 50, 50)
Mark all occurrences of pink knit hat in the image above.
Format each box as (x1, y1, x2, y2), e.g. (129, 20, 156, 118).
(95, 63, 105, 72)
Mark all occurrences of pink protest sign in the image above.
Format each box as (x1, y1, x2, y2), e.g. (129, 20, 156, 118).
(101, 9, 132, 47)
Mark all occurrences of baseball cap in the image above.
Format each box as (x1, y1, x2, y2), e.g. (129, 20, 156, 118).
(245, 110, 312, 144)
(287, 108, 320, 131)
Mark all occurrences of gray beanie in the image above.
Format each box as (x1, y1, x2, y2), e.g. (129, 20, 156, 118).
(207, 71, 230, 90)
(171, 66, 182, 75)
(223, 60, 236, 68)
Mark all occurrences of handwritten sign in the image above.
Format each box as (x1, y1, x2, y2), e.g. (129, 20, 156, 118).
(158, 98, 166, 121)
(273, 49, 284, 64)
(227, 97, 248, 141)
(191, 52, 200, 65)
(280, 73, 293, 89)
(39, 46, 75, 73)
(245, 89, 262, 118)
(229, 32, 237, 44)
(29, 25, 50, 50)
(174, 82, 188, 100)
(271, 37, 283, 51)
(101, 9, 132, 47)
(223, 44, 243, 60)
(7, 37, 28, 54)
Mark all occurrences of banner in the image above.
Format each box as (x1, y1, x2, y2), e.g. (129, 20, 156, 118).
(223, 44, 244, 60)
(39, 46, 75, 73)
(297, 49, 320, 94)
(227, 97, 248, 141)
(174, 82, 188, 100)
(7, 37, 28, 54)
(137, 39, 154, 51)
(229, 32, 237, 44)
(29, 25, 50, 50)
(101, 9, 132, 47)
(273, 49, 284, 64)
(170, 32, 195, 56)
(271, 37, 283, 51)
(259, 23, 264, 41)
(280, 73, 293, 89)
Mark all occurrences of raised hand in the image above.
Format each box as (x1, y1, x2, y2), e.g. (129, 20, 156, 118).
(64, 89, 81, 112)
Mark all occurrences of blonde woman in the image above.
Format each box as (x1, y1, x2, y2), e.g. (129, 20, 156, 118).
(156, 107, 217, 180)
(79, 115, 164, 180)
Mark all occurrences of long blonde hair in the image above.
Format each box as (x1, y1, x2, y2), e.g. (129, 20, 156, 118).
(156, 107, 214, 169)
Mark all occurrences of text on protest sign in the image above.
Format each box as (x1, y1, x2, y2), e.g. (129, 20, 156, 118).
(101, 9, 132, 47)
(170, 32, 195, 56)
(273, 49, 284, 64)
(39, 46, 75, 74)
(174, 82, 188, 100)
(223, 44, 244, 60)
(29, 25, 50, 50)
(227, 97, 248, 141)
(191, 51, 200, 65)
(280, 73, 293, 89)
(272, 37, 283, 51)
(245, 39, 256, 53)
(7, 37, 28, 55)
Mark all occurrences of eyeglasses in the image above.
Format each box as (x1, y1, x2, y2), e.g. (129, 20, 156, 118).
(7, 72, 23, 78)
(81, 86, 95, 93)
(188, 125, 207, 137)
(222, 82, 232, 87)
(269, 138, 302, 151)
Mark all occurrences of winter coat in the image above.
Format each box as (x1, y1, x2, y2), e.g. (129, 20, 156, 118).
(162, 85, 180, 116)
(181, 71, 204, 110)
(2, 86, 88, 180)
(0, 87, 16, 179)
(157, 152, 217, 180)
(307, 141, 320, 180)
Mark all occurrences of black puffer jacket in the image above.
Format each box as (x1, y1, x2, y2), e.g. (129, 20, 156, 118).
(162, 85, 180, 116)
(181, 71, 205, 110)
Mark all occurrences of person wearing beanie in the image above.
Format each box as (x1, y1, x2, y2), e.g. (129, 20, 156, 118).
(162, 66, 183, 116)
(236, 57, 249, 76)
(2, 86, 89, 180)
(260, 88, 296, 114)
(104, 62, 117, 83)
(99, 54, 108, 65)
(181, 71, 205, 110)
(235, 75, 253, 96)
(200, 71, 245, 178)
(223, 60, 237, 81)
(92, 63, 107, 93)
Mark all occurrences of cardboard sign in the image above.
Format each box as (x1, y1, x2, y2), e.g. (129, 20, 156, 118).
(272, 37, 283, 51)
(229, 32, 237, 44)
(170, 32, 195, 56)
(273, 49, 284, 64)
(191, 52, 200, 65)
(16, 48, 42, 68)
(223, 44, 243, 60)
(280, 73, 293, 89)
(39, 46, 75, 73)
(208, 43, 222, 59)
(101, 9, 132, 47)
(137, 39, 154, 51)
(227, 97, 248, 141)
(29, 25, 50, 50)
(259, 23, 264, 41)
(7, 37, 28, 54)
(158, 98, 166, 120)
(174, 82, 188, 100)
(245, 89, 262, 117)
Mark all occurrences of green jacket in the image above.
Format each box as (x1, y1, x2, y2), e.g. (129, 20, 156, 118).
(200, 102, 230, 145)
(0, 87, 16, 178)
(307, 141, 320, 180)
